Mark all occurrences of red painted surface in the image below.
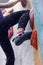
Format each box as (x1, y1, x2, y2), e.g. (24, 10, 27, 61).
(30, 10, 34, 30)
(30, 30, 38, 49)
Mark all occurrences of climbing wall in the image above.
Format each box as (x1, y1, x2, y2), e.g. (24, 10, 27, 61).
(32, 0, 43, 63)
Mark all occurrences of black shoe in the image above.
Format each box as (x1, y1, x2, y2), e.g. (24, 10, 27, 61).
(12, 32, 32, 46)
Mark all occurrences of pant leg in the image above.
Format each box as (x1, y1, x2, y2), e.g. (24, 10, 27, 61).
(18, 10, 30, 30)
(0, 37, 15, 65)
(0, 10, 29, 31)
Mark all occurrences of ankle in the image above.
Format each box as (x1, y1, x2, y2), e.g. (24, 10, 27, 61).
(16, 28, 24, 36)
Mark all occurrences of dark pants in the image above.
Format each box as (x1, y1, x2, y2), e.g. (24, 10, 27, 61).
(0, 10, 30, 65)
(0, 10, 15, 65)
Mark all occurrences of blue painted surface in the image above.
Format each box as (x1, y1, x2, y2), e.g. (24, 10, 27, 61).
(32, 0, 43, 61)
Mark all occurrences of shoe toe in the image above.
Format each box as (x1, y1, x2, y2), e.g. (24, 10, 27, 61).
(15, 36, 21, 46)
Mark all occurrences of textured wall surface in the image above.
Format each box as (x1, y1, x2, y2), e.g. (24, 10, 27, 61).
(32, 0, 43, 61)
